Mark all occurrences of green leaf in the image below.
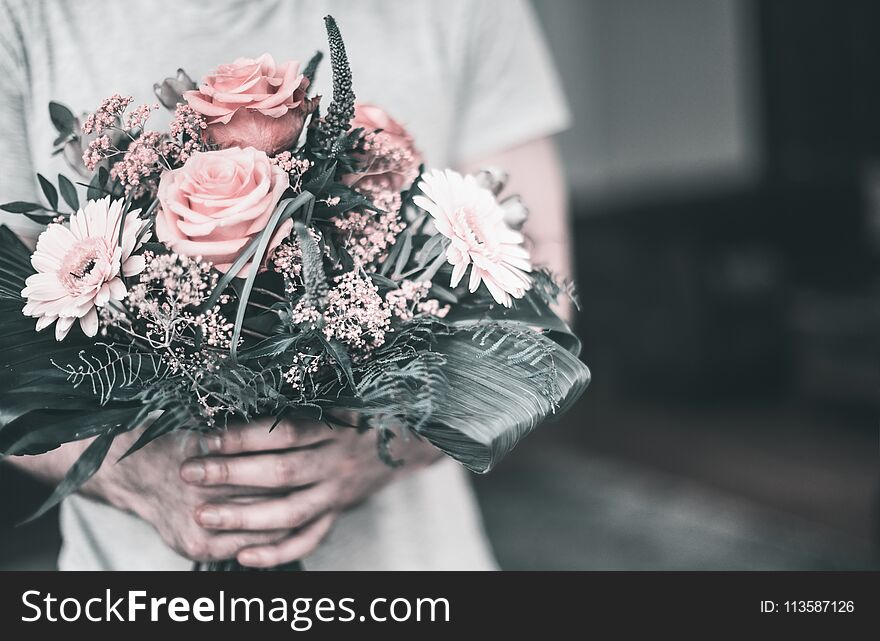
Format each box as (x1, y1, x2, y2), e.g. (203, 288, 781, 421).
(37, 174, 59, 210)
(319, 335, 356, 391)
(58, 174, 80, 211)
(445, 289, 581, 354)
(0, 201, 43, 214)
(415, 329, 590, 473)
(295, 218, 328, 309)
(411, 233, 445, 267)
(391, 232, 413, 279)
(368, 273, 398, 290)
(429, 283, 458, 304)
(236, 334, 301, 361)
(0, 406, 142, 456)
(118, 406, 188, 461)
(228, 193, 315, 360)
(419, 248, 449, 283)
(21, 427, 119, 524)
(48, 101, 76, 135)
(303, 161, 337, 195)
(87, 166, 110, 201)
(53, 132, 72, 147)
(303, 50, 324, 86)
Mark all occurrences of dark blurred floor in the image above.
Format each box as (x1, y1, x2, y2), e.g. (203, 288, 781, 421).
(475, 391, 878, 570)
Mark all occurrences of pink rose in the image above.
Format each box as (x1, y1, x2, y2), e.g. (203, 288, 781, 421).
(343, 103, 422, 194)
(156, 147, 290, 275)
(184, 54, 314, 155)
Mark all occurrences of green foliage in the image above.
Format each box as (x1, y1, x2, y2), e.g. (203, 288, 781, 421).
(416, 326, 589, 473)
(0, 12, 592, 524)
(314, 16, 356, 155)
(48, 101, 76, 137)
(52, 343, 169, 405)
(37, 174, 58, 210)
(57, 174, 80, 211)
(294, 220, 329, 309)
(118, 405, 193, 461)
(0, 200, 55, 224)
(22, 426, 120, 523)
(302, 50, 323, 86)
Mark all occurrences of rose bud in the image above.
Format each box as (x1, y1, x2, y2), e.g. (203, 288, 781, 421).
(500, 195, 529, 230)
(184, 54, 313, 155)
(473, 167, 509, 196)
(342, 104, 422, 194)
(154, 69, 197, 110)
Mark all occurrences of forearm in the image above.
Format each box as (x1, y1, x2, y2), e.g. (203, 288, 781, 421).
(457, 137, 574, 323)
(6, 440, 91, 486)
(5, 432, 147, 514)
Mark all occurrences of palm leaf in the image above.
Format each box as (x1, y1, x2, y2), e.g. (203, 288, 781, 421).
(415, 328, 589, 473)
(0, 405, 143, 456)
(21, 427, 120, 524)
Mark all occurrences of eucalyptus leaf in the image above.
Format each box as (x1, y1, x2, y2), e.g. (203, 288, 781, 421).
(58, 174, 80, 211)
(37, 174, 59, 210)
(368, 273, 399, 290)
(0, 201, 43, 214)
(87, 166, 110, 201)
(48, 101, 76, 135)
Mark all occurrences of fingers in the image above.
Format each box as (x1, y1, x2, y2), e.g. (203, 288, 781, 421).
(203, 418, 332, 455)
(195, 485, 331, 532)
(181, 528, 292, 562)
(236, 513, 336, 568)
(181, 444, 334, 488)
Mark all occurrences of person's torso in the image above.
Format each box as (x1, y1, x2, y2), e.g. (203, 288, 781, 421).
(11, 0, 496, 570)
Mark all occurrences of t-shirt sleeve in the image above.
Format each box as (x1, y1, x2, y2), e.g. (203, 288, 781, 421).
(450, 0, 571, 164)
(0, 0, 42, 243)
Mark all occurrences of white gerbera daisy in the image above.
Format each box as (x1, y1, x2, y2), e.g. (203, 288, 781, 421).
(413, 169, 531, 307)
(22, 196, 147, 340)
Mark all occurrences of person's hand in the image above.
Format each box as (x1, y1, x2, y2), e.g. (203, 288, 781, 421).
(84, 427, 294, 563)
(179, 417, 441, 568)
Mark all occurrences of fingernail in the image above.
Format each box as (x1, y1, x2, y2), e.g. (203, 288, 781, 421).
(181, 462, 206, 483)
(239, 551, 260, 565)
(198, 508, 221, 527)
(205, 436, 223, 453)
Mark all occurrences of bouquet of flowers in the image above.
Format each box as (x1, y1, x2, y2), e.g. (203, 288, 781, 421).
(0, 16, 589, 569)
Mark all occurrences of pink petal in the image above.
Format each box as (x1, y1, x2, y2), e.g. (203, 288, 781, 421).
(55, 316, 75, 341)
(79, 307, 98, 337)
(122, 254, 146, 277)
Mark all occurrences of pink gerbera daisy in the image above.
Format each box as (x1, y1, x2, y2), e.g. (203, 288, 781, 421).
(22, 196, 147, 340)
(413, 169, 532, 307)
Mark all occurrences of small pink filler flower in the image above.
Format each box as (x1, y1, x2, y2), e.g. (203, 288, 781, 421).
(413, 169, 532, 307)
(22, 197, 147, 340)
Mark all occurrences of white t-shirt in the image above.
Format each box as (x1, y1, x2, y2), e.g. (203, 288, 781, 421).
(0, 0, 570, 570)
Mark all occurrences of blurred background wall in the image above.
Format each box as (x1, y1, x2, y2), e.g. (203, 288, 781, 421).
(480, 0, 879, 569)
(1, 0, 877, 570)
(538, 0, 760, 205)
